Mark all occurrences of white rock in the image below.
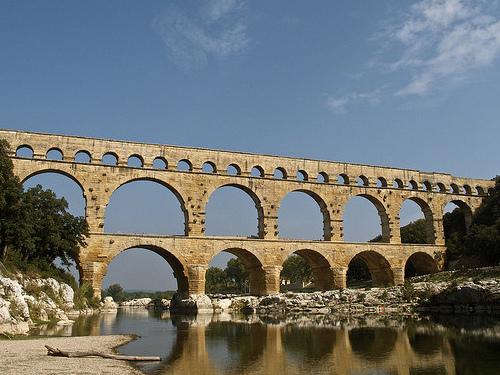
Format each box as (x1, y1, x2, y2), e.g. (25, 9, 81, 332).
(102, 296, 118, 310)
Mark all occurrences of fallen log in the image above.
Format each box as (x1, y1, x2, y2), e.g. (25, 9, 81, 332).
(45, 345, 161, 361)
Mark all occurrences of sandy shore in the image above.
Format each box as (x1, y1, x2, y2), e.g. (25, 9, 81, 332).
(0, 335, 142, 374)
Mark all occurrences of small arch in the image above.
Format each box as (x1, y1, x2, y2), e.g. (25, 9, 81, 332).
(202, 161, 217, 173)
(463, 185, 472, 195)
(15, 144, 34, 158)
(347, 251, 394, 287)
(152, 157, 168, 170)
(356, 175, 369, 187)
(393, 179, 404, 188)
(317, 172, 329, 183)
(488, 187, 495, 196)
(422, 181, 432, 191)
(274, 167, 287, 179)
(102, 152, 118, 166)
(408, 180, 418, 190)
(296, 170, 308, 182)
(404, 252, 439, 278)
(74, 150, 91, 163)
(207, 248, 266, 295)
(476, 186, 485, 195)
(127, 154, 144, 168)
(46, 147, 63, 161)
(227, 163, 241, 176)
(450, 183, 460, 194)
(251, 165, 265, 177)
(337, 174, 349, 185)
(376, 177, 388, 188)
(177, 159, 192, 172)
(436, 182, 446, 193)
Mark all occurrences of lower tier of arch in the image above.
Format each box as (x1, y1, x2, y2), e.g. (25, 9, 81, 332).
(79, 233, 446, 297)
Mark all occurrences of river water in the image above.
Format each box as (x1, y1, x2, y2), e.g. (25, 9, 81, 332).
(31, 309, 500, 375)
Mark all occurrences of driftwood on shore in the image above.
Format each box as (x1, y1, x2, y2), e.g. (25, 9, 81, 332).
(45, 345, 161, 361)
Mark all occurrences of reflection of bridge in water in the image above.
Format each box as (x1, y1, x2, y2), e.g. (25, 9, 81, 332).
(3, 129, 494, 296)
(106, 313, 457, 375)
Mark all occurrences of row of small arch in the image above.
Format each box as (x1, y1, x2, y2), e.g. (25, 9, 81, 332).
(14, 144, 490, 196)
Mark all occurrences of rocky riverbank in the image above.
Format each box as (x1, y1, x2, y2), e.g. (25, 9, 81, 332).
(174, 267, 500, 315)
(0, 273, 97, 335)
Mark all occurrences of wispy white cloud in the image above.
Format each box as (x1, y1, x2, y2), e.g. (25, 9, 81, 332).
(326, 89, 382, 114)
(329, 1, 500, 113)
(387, 0, 500, 95)
(153, 0, 249, 70)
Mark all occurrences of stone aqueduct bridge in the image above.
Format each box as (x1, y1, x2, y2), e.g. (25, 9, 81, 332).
(1, 129, 494, 297)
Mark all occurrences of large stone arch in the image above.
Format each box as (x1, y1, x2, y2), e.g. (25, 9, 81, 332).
(101, 244, 189, 295)
(104, 177, 189, 235)
(278, 189, 332, 241)
(346, 250, 394, 287)
(404, 252, 439, 278)
(399, 196, 436, 244)
(208, 247, 267, 295)
(343, 193, 391, 242)
(282, 249, 335, 290)
(205, 183, 265, 238)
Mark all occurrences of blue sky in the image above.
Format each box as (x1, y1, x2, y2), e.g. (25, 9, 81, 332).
(3, 1, 500, 290)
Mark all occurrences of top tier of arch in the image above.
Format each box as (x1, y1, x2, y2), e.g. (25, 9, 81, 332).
(2, 129, 494, 196)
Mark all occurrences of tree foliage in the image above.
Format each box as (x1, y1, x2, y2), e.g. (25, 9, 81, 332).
(280, 255, 311, 284)
(400, 219, 428, 244)
(205, 258, 248, 294)
(0, 140, 89, 268)
(103, 283, 125, 302)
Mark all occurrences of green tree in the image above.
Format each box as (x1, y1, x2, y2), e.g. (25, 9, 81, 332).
(280, 255, 311, 284)
(0, 140, 25, 260)
(401, 219, 428, 244)
(0, 140, 89, 267)
(225, 258, 248, 293)
(205, 266, 226, 293)
(104, 283, 125, 302)
(18, 185, 88, 265)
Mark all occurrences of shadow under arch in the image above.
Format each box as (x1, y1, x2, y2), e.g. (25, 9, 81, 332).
(405, 252, 439, 278)
(206, 183, 265, 238)
(400, 197, 436, 244)
(349, 327, 398, 363)
(105, 177, 188, 235)
(208, 248, 267, 295)
(443, 199, 473, 231)
(347, 250, 394, 287)
(286, 249, 335, 290)
(104, 245, 189, 295)
(344, 194, 390, 243)
(279, 189, 332, 241)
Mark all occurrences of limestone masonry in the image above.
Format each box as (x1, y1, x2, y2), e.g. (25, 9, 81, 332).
(1, 129, 494, 297)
